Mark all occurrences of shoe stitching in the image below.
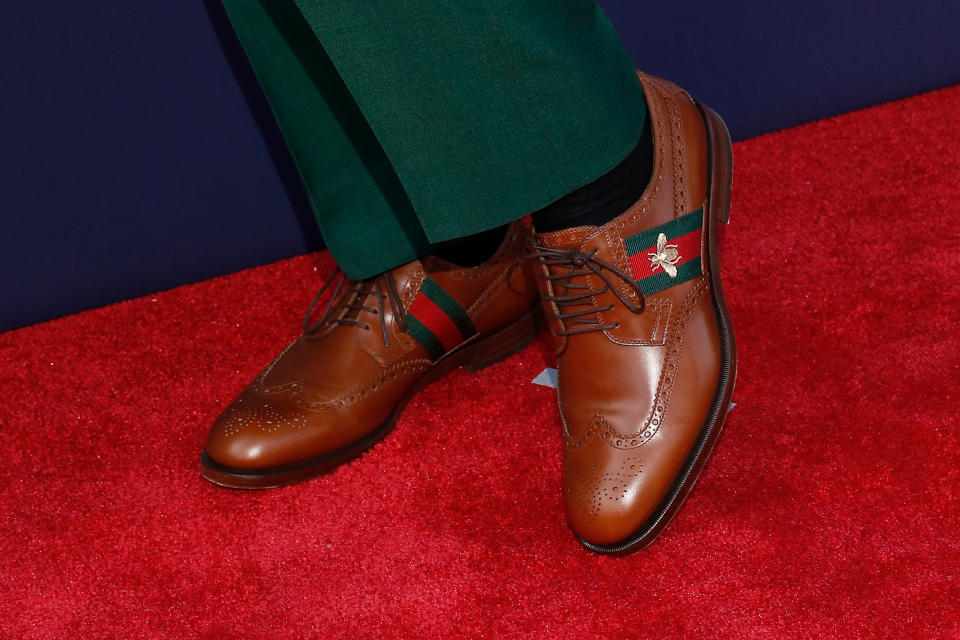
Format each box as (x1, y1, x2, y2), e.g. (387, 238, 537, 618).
(466, 226, 525, 316)
(610, 75, 667, 237)
(295, 359, 432, 411)
(601, 298, 672, 347)
(536, 258, 569, 356)
(699, 198, 709, 275)
(389, 266, 425, 355)
(467, 261, 517, 318)
(603, 226, 639, 306)
(251, 338, 301, 392)
(667, 87, 687, 219)
(401, 265, 424, 308)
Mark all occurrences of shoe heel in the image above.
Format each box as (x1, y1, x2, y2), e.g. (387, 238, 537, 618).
(462, 307, 539, 372)
(698, 102, 734, 225)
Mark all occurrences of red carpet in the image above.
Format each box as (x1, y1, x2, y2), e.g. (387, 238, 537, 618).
(3, 87, 960, 639)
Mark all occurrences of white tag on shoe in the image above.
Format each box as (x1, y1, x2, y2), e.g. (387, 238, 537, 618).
(532, 368, 558, 389)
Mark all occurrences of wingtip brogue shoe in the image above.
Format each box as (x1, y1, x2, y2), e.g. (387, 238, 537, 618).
(202, 221, 539, 488)
(533, 72, 738, 552)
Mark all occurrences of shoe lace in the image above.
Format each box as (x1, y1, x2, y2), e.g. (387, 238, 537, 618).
(302, 268, 408, 347)
(530, 244, 645, 336)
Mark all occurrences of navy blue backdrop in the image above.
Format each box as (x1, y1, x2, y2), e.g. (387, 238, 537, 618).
(2, 1, 959, 332)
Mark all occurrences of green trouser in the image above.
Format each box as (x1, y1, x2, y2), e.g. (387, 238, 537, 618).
(222, 0, 646, 278)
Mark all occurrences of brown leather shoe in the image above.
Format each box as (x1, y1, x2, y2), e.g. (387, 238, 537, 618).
(202, 221, 539, 488)
(532, 72, 737, 553)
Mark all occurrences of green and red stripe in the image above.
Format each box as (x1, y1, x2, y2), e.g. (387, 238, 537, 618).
(624, 208, 704, 295)
(406, 278, 476, 360)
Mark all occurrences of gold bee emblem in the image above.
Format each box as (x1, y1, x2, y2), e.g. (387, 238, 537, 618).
(647, 233, 681, 277)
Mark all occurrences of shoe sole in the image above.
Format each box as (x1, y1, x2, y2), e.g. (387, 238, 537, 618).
(579, 101, 739, 555)
(201, 306, 541, 489)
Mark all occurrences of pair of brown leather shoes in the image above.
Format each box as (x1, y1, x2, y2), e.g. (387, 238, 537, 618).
(202, 72, 737, 553)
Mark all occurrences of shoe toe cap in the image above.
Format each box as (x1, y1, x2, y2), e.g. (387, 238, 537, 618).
(562, 442, 671, 547)
(565, 473, 663, 547)
(204, 394, 316, 471)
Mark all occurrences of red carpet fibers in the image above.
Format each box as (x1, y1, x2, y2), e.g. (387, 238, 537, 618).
(3, 87, 960, 639)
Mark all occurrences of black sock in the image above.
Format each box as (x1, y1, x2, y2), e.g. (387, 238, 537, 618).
(531, 117, 653, 233)
(431, 224, 509, 267)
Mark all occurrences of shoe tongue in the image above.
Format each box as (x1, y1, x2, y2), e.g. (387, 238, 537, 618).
(346, 259, 423, 330)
